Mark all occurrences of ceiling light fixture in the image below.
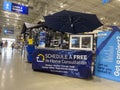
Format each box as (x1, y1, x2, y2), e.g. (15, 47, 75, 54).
(60, 3, 67, 8)
(113, 22, 117, 25)
(100, 17, 105, 20)
(60, 5, 64, 8)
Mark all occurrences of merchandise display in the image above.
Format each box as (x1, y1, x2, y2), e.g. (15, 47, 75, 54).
(1, 0, 120, 89)
(20, 10, 104, 79)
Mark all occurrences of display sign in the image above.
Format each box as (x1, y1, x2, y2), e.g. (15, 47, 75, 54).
(3, 1, 28, 15)
(95, 31, 120, 82)
(39, 31, 46, 48)
(32, 49, 92, 78)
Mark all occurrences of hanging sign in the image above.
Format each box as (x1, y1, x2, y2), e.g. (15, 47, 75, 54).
(3, 1, 12, 12)
(102, 0, 110, 4)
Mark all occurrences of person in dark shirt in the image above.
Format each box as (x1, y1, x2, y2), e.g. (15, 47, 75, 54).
(0, 41, 3, 54)
(11, 42, 14, 50)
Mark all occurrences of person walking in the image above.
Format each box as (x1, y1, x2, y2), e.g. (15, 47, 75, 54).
(5, 40, 8, 47)
(0, 41, 2, 54)
(11, 42, 14, 51)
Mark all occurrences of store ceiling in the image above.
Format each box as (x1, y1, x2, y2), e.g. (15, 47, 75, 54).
(0, 0, 120, 33)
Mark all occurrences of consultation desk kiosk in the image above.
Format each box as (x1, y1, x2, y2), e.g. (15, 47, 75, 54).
(32, 48, 92, 78)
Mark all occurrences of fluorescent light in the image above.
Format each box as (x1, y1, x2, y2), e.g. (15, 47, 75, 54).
(113, 22, 117, 25)
(2, 38, 15, 41)
(60, 5, 64, 8)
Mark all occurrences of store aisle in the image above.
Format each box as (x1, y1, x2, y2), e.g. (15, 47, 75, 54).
(0, 48, 120, 90)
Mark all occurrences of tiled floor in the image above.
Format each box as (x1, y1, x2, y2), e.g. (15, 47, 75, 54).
(0, 47, 120, 90)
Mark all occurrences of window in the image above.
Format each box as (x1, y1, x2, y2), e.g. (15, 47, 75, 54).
(69, 34, 93, 51)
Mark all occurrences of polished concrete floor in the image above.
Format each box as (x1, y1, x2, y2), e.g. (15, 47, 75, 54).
(0, 47, 120, 90)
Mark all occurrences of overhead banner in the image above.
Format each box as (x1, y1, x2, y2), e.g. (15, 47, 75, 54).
(95, 31, 120, 82)
(4, 29, 14, 34)
(3, 27, 14, 35)
(3, 1, 28, 15)
(32, 49, 92, 78)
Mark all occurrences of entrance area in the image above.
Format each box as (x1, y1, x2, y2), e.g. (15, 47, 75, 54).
(1, 38, 15, 48)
